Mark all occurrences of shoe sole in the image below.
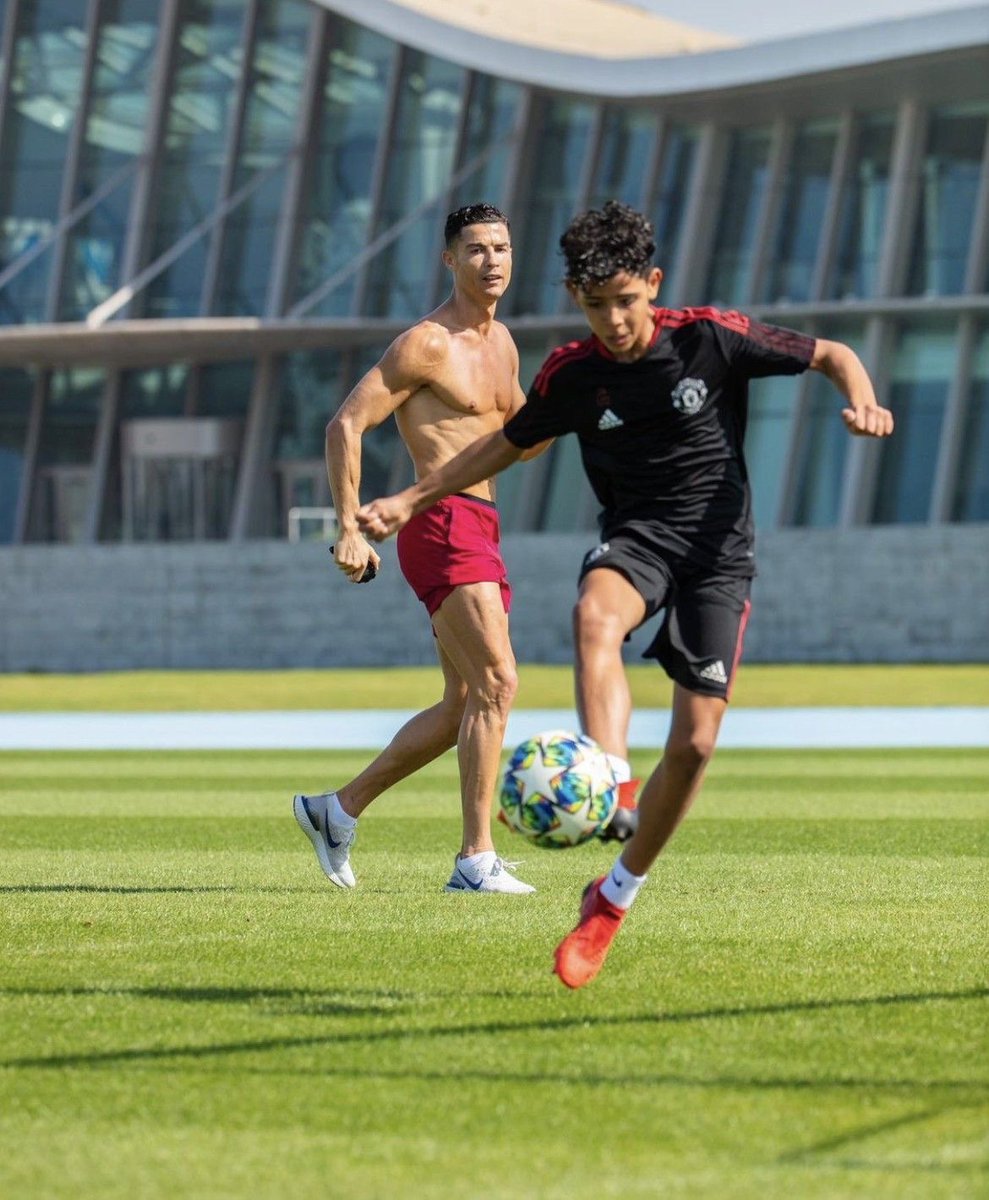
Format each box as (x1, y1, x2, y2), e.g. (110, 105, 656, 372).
(292, 794, 355, 889)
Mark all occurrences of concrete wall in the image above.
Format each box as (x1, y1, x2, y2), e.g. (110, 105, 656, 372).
(0, 524, 986, 672)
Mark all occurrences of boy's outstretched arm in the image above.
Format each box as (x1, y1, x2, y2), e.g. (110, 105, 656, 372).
(811, 338, 894, 438)
(358, 429, 523, 541)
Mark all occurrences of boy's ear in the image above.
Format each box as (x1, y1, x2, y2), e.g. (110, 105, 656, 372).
(647, 267, 663, 297)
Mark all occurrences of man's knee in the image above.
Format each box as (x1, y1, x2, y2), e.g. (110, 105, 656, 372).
(470, 660, 518, 716)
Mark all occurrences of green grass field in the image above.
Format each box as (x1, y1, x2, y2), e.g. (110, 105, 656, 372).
(2, 753, 987, 1197)
(2, 662, 987, 710)
(1, 668, 987, 1197)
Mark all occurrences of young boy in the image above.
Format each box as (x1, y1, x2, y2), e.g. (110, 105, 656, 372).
(357, 201, 894, 983)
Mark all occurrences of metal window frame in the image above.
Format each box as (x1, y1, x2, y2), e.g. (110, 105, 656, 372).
(669, 122, 725, 306)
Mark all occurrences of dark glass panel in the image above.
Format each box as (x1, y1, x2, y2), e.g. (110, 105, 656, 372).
(761, 118, 838, 303)
(291, 20, 395, 317)
(647, 125, 698, 305)
(825, 112, 894, 300)
(705, 126, 771, 306)
(951, 326, 989, 521)
(873, 324, 956, 524)
(791, 324, 865, 527)
(143, 0, 246, 318)
(364, 50, 465, 318)
(214, 0, 309, 315)
(0, 366, 35, 541)
(906, 104, 988, 297)
(512, 96, 594, 315)
(588, 106, 656, 210)
(58, 0, 158, 320)
(0, 0, 89, 322)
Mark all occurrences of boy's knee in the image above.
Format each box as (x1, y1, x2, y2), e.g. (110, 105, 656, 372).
(573, 594, 626, 648)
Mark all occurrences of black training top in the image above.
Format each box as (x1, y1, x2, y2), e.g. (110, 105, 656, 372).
(503, 306, 816, 575)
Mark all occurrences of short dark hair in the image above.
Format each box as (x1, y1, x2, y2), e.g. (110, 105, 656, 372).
(560, 200, 656, 288)
(444, 202, 510, 247)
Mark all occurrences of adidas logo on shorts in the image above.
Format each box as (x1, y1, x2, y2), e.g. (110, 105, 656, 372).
(597, 408, 624, 431)
(698, 659, 728, 685)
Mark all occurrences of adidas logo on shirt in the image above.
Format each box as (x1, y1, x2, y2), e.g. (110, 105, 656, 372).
(698, 659, 728, 685)
(597, 408, 624, 431)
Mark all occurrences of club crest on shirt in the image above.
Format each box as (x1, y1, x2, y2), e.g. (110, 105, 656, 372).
(671, 377, 708, 414)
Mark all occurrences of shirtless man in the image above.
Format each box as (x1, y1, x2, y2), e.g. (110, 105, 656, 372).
(293, 203, 540, 895)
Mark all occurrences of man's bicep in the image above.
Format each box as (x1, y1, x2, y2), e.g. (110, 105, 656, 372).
(336, 352, 418, 433)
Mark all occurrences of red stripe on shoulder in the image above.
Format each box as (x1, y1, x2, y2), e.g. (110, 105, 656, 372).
(532, 338, 596, 396)
(656, 306, 751, 336)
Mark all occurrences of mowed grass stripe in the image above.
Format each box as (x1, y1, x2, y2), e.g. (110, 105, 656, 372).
(1, 746, 986, 1200)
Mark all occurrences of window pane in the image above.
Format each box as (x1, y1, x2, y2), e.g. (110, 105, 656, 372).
(0, 366, 35, 542)
(120, 364, 190, 419)
(761, 118, 838, 303)
(291, 20, 395, 317)
(58, 1, 158, 321)
(450, 74, 521, 212)
(365, 51, 465, 318)
(144, 0, 247, 318)
(705, 126, 771, 306)
(647, 125, 698, 305)
(952, 325, 989, 521)
(825, 112, 894, 301)
(746, 373, 801, 528)
(906, 103, 989, 297)
(873, 324, 957, 524)
(29, 366, 106, 543)
(588, 106, 656, 209)
(512, 97, 595, 315)
(214, 0, 309, 315)
(195, 360, 254, 419)
(0, 0, 89, 322)
(791, 323, 866, 527)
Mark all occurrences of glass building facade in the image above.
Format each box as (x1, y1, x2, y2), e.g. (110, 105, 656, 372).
(0, 0, 986, 543)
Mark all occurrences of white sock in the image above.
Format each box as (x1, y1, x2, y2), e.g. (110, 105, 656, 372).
(600, 856, 647, 910)
(328, 792, 357, 828)
(606, 753, 632, 784)
(458, 850, 497, 876)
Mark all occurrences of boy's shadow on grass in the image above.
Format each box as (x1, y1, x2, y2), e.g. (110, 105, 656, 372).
(3, 984, 986, 1087)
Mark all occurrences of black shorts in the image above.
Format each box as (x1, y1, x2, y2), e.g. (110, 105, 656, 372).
(578, 531, 752, 700)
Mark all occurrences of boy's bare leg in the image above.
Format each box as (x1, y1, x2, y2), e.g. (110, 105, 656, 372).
(431, 581, 518, 858)
(572, 567, 646, 760)
(621, 685, 727, 876)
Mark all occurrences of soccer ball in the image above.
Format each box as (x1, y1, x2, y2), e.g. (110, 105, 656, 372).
(499, 730, 618, 849)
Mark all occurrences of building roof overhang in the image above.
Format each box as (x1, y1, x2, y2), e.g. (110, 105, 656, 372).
(313, 0, 989, 97)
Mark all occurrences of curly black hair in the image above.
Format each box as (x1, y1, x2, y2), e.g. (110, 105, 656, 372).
(559, 200, 656, 288)
(444, 202, 511, 247)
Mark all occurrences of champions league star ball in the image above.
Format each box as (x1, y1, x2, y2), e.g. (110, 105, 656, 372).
(499, 730, 618, 849)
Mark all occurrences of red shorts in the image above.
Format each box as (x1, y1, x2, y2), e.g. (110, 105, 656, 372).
(397, 493, 511, 618)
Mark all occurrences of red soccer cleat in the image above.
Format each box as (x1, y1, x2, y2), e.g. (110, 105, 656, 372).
(553, 876, 628, 989)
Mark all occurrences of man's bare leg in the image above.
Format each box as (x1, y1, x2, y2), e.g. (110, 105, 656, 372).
(431, 581, 518, 857)
(336, 645, 467, 818)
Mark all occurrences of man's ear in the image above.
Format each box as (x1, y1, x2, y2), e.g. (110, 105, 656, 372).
(441, 249, 454, 272)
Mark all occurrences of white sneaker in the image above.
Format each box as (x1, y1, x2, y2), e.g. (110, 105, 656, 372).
(444, 852, 535, 894)
(293, 792, 356, 889)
